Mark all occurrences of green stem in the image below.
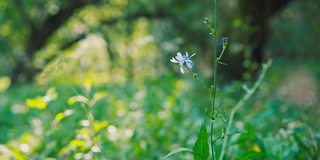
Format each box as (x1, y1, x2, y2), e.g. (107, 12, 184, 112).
(218, 46, 226, 61)
(219, 60, 272, 160)
(210, 120, 216, 160)
(80, 103, 102, 158)
(63, 77, 104, 158)
(210, 0, 218, 159)
(186, 67, 211, 93)
(211, 0, 218, 120)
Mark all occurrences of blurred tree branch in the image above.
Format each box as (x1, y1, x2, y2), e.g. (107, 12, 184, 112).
(10, 0, 102, 84)
(44, 8, 173, 72)
(39, 9, 206, 79)
(101, 8, 209, 47)
(9, 0, 292, 85)
(101, 8, 169, 25)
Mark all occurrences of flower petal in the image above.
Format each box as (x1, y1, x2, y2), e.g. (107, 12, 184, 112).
(176, 52, 184, 61)
(170, 57, 179, 63)
(189, 53, 196, 58)
(185, 60, 193, 68)
(185, 52, 189, 57)
(180, 65, 185, 74)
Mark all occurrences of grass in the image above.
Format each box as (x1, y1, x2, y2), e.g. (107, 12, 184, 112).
(0, 61, 319, 159)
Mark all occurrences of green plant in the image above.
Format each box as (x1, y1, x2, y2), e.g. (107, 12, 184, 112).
(164, 0, 272, 159)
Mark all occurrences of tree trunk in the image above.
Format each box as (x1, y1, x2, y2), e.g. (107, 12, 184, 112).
(240, 0, 292, 63)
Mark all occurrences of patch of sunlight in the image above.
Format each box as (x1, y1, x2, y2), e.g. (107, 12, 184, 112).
(39, 34, 112, 85)
(107, 125, 117, 141)
(11, 103, 28, 114)
(0, 145, 14, 160)
(94, 121, 109, 133)
(91, 145, 101, 153)
(3, 131, 42, 159)
(1, 24, 11, 37)
(52, 109, 74, 126)
(25, 96, 47, 110)
(111, 0, 128, 6)
(123, 128, 133, 138)
(25, 87, 58, 110)
(67, 95, 89, 105)
(0, 76, 11, 92)
(30, 118, 43, 136)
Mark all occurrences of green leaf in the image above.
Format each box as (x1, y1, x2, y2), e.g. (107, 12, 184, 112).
(193, 122, 209, 160)
(213, 128, 247, 143)
(163, 148, 207, 159)
(163, 147, 193, 159)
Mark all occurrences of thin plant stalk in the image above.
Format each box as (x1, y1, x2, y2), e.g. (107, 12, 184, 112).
(186, 67, 211, 93)
(63, 77, 104, 158)
(211, 0, 218, 120)
(210, 120, 216, 160)
(210, 0, 218, 159)
(219, 60, 272, 160)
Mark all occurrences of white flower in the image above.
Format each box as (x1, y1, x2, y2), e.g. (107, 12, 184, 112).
(170, 52, 196, 74)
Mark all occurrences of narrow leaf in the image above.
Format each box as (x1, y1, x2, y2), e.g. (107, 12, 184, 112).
(193, 122, 209, 160)
(163, 148, 193, 159)
(213, 128, 247, 143)
(237, 152, 262, 160)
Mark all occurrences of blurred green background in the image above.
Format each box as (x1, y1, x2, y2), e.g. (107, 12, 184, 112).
(0, 0, 319, 159)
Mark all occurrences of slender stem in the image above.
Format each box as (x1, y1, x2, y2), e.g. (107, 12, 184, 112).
(219, 60, 272, 160)
(186, 67, 211, 93)
(210, 0, 218, 160)
(80, 103, 102, 158)
(63, 77, 104, 158)
(211, 0, 218, 119)
(210, 120, 216, 160)
(218, 46, 226, 60)
(196, 77, 211, 93)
